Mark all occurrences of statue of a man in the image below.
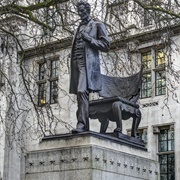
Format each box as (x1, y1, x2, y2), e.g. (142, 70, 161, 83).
(69, 1, 110, 133)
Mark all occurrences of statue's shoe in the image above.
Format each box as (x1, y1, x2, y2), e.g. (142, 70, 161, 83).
(71, 128, 85, 134)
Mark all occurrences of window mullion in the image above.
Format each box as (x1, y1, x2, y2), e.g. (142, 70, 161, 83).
(151, 48, 155, 97)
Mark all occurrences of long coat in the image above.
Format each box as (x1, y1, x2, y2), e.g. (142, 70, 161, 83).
(69, 19, 110, 95)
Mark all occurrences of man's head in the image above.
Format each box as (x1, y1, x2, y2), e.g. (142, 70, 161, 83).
(76, 1, 91, 21)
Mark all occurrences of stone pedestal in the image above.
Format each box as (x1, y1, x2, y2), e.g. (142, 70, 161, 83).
(25, 132, 159, 180)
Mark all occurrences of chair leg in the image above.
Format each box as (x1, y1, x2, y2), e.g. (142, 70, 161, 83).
(112, 102, 122, 133)
(99, 118, 109, 133)
(131, 109, 141, 137)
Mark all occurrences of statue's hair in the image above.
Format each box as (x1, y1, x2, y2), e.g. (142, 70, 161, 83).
(76, 1, 91, 14)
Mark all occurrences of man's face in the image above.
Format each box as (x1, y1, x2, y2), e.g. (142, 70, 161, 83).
(77, 4, 90, 21)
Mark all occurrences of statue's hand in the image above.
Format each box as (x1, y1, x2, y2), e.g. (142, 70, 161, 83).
(81, 32, 92, 42)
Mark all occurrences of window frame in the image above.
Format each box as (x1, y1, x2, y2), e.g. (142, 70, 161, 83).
(49, 59, 59, 104)
(157, 126, 175, 180)
(155, 49, 166, 68)
(140, 46, 166, 98)
(36, 57, 59, 106)
(37, 81, 47, 106)
(39, 62, 46, 80)
(158, 128, 174, 153)
(159, 154, 175, 180)
(141, 72, 152, 98)
(127, 128, 148, 147)
(155, 70, 166, 96)
(144, 9, 153, 27)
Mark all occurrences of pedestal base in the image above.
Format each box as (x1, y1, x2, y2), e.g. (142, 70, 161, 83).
(25, 132, 159, 180)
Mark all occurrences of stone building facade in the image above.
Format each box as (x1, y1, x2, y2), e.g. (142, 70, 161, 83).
(0, 0, 180, 180)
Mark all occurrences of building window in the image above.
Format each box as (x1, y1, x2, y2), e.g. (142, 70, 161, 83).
(155, 49, 166, 68)
(159, 129, 174, 152)
(49, 60, 58, 104)
(141, 48, 166, 98)
(39, 63, 46, 80)
(137, 128, 148, 147)
(50, 60, 58, 77)
(159, 154, 175, 180)
(142, 73, 152, 98)
(142, 51, 152, 69)
(155, 71, 166, 96)
(155, 49, 166, 96)
(144, 10, 153, 27)
(37, 58, 59, 106)
(50, 81, 58, 104)
(38, 83, 46, 105)
(127, 128, 148, 147)
(158, 127, 175, 180)
(37, 62, 47, 106)
(141, 51, 152, 98)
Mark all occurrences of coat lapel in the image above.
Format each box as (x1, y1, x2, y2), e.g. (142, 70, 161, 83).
(83, 19, 93, 34)
(72, 19, 93, 47)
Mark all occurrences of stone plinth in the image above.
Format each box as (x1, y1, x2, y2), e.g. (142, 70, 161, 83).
(25, 132, 159, 180)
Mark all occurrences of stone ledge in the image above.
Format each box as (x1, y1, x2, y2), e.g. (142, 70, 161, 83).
(42, 131, 146, 151)
(25, 131, 151, 161)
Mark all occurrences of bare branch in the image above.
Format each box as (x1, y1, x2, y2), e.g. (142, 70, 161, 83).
(133, 0, 180, 18)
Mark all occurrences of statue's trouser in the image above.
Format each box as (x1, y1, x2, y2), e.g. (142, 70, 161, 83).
(75, 57, 89, 131)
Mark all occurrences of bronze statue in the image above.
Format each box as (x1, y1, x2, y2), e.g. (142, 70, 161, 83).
(69, 1, 110, 133)
(69, 1, 143, 139)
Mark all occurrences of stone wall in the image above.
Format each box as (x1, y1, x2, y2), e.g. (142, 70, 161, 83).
(25, 133, 159, 180)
